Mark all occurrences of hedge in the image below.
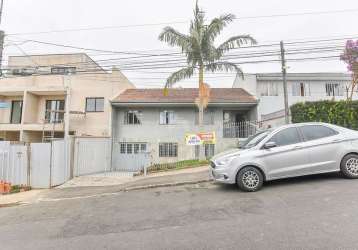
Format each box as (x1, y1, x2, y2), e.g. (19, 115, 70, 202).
(290, 100, 358, 130)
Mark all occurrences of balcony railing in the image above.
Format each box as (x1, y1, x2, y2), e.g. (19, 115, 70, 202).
(223, 120, 263, 138)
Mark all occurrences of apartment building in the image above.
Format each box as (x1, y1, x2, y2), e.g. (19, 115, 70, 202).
(233, 73, 355, 126)
(0, 53, 134, 142)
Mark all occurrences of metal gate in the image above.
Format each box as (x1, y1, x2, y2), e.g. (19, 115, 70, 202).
(113, 142, 151, 172)
(30, 139, 71, 188)
(0, 142, 28, 186)
(73, 137, 111, 176)
(30, 143, 51, 188)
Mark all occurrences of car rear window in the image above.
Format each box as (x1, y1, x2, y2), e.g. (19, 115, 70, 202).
(300, 125, 338, 141)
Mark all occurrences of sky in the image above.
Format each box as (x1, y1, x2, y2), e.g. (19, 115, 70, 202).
(1, 0, 358, 88)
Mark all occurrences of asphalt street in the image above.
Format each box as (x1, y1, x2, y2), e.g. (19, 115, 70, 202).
(1, 173, 358, 250)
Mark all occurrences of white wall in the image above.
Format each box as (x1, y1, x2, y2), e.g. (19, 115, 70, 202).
(233, 73, 356, 120)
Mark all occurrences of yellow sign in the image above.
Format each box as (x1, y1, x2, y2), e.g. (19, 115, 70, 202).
(198, 132, 216, 144)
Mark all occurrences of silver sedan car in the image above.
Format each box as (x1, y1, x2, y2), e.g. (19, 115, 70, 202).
(211, 122, 358, 192)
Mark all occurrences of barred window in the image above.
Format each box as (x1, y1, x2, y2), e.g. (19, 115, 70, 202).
(134, 143, 140, 154)
(159, 143, 178, 157)
(119, 143, 147, 154)
(120, 143, 126, 154)
(326, 83, 344, 96)
(125, 110, 142, 124)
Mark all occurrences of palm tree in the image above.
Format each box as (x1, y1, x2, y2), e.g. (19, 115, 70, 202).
(159, 1, 256, 114)
(159, 1, 256, 158)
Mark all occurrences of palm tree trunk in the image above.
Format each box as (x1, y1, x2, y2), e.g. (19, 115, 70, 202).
(198, 65, 205, 160)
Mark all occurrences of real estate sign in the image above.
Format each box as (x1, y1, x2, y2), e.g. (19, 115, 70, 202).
(185, 132, 216, 145)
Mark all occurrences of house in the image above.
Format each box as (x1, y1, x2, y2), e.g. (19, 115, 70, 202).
(233, 73, 355, 127)
(110, 88, 258, 169)
(0, 53, 134, 142)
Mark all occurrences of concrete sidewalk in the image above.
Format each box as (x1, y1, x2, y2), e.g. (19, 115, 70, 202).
(44, 166, 211, 200)
(0, 166, 212, 205)
(0, 190, 47, 206)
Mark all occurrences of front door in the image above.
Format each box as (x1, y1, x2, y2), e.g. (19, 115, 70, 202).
(259, 127, 311, 179)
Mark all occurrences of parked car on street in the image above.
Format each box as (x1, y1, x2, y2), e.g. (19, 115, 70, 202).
(210, 122, 358, 192)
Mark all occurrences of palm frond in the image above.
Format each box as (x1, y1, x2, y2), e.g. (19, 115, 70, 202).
(158, 27, 191, 52)
(165, 66, 196, 89)
(217, 35, 257, 56)
(205, 14, 235, 42)
(205, 61, 244, 78)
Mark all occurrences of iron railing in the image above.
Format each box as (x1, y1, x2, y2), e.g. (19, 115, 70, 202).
(223, 120, 263, 138)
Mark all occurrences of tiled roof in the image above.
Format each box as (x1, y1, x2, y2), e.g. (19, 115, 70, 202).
(112, 88, 257, 104)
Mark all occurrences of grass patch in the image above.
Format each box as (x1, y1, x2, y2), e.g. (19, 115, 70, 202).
(146, 159, 209, 174)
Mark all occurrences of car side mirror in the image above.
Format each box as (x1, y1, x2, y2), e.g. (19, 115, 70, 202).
(264, 141, 277, 149)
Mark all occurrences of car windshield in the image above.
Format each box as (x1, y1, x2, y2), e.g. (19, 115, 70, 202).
(239, 130, 271, 149)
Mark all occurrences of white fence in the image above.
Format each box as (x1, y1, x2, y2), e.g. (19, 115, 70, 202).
(0, 139, 71, 188)
(0, 137, 114, 188)
(74, 137, 111, 177)
(0, 142, 28, 186)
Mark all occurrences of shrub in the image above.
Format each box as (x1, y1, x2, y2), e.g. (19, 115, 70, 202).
(290, 100, 358, 129)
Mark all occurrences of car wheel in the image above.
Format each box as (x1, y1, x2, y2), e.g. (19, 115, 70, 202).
(341, 154, 358, 179)
(237, 167, 263, 192)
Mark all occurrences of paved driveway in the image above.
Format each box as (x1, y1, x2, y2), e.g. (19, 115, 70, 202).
(1, 173, 358, 250)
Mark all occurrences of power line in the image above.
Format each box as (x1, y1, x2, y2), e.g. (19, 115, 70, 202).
(6, 8, 358, 36)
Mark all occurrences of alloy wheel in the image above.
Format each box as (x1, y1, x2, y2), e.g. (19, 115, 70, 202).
(242, 170, 260, 189)
(346, 158, 358, 176)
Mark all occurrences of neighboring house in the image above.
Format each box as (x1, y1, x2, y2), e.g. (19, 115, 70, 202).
(111, 88, 258, 169)
(233, 73, 356, 126)
(0, 53, 134, 142)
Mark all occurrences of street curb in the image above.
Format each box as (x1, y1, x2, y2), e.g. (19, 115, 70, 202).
(24, 179, 213, 203)
(123, 179, 212, 192)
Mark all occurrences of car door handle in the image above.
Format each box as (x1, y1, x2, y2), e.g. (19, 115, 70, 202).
(332, 139, 342, 143)
(293, 145, 302, 149)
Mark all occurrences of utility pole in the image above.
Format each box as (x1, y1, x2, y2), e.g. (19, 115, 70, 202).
(280, 41, 290, 124)
(0, 0, 5, 76)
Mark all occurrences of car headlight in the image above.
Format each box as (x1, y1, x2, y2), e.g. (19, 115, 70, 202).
(216, 155, 237, 166)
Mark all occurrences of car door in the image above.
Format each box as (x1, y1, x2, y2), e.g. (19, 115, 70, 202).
(298, 125, 342, 173)
(259, 127, 311, 179)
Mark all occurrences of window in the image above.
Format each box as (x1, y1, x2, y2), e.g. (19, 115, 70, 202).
(119, 143, 147, 154)
(195, 109, 214, 125)
(86, 98, 104, 112)
(259, 82, 278, 96)
(160, 110, 175, 125)
(292, 82, 310, 96)
(10, 101, 23, 124)
(51, 67, 76, 75)
(120, 143, 126, 154)
(126, 144, 133, 154)
(269, 128, 302, 147)
(300, 125, 338, 141)
(326, 83, 344, 96)
(159, 143, 178, 157)
(45, 100, 64, 123)
(134, 143, 140, 154)
(124, 110, 142, 124)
